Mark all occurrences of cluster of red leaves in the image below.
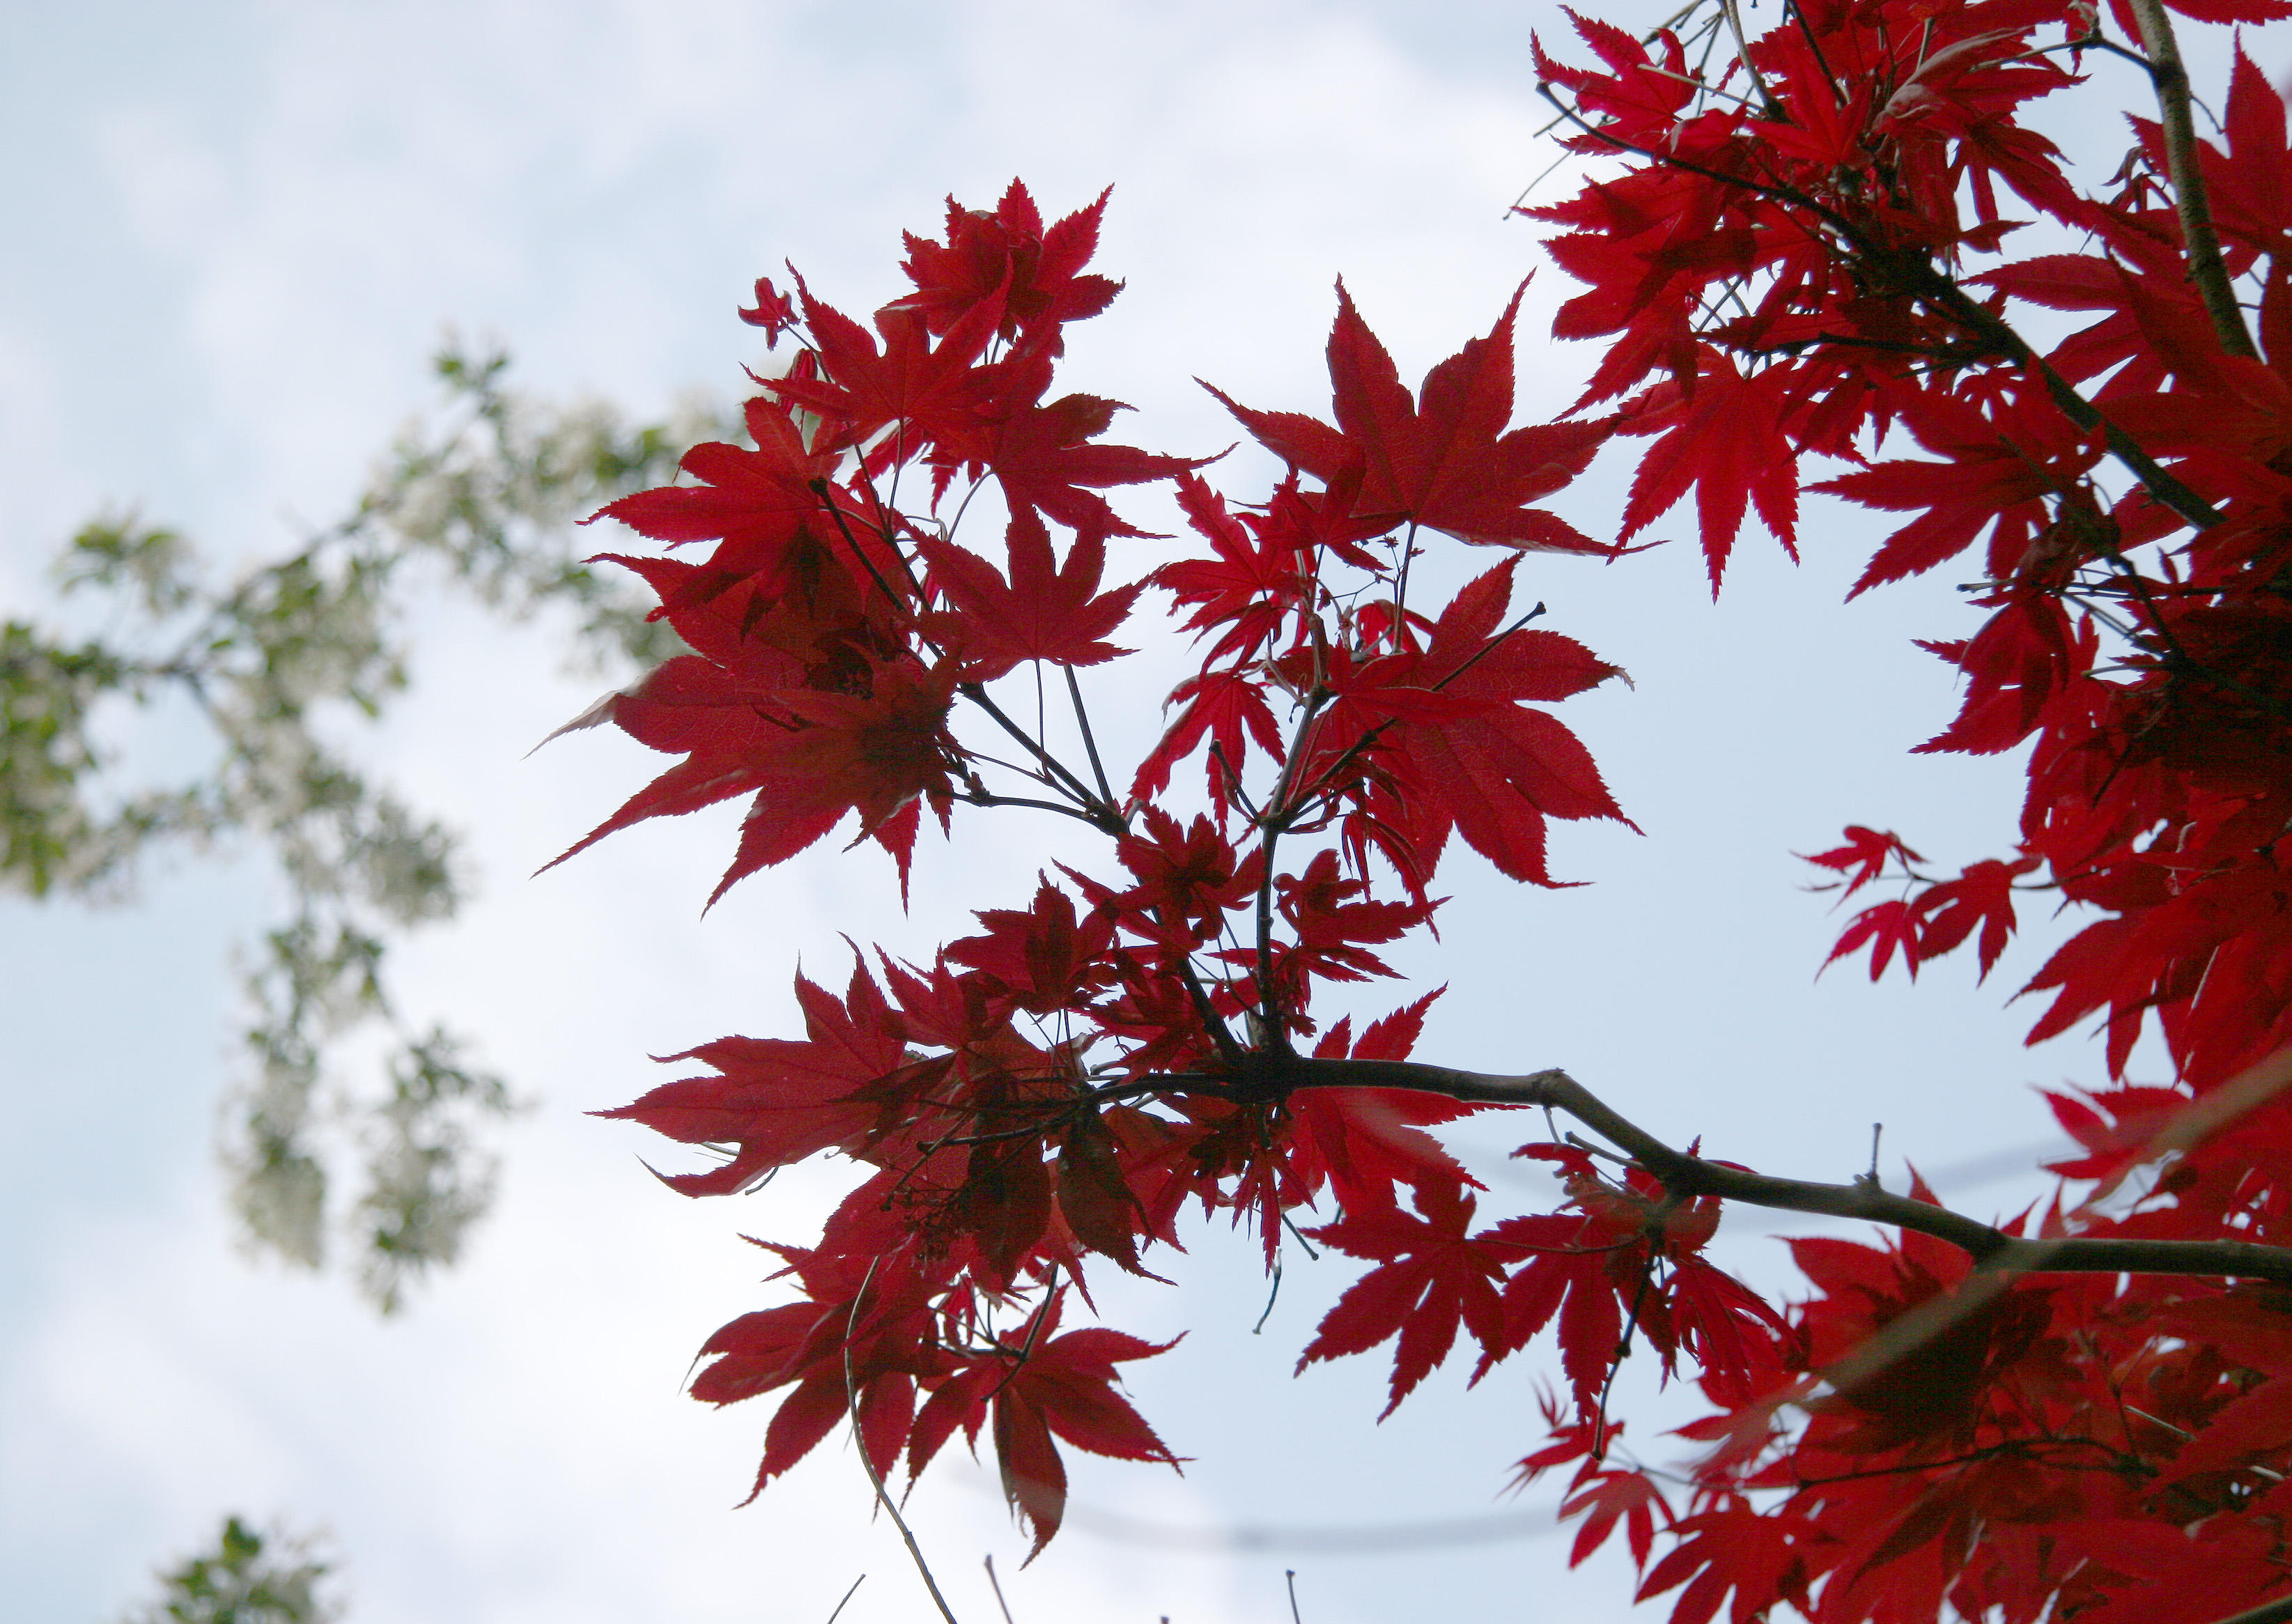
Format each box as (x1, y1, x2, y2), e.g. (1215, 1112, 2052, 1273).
(565, 178, 1667, 1556)
(1506, 0, 2292, 1617)
(557, 0, 2292, 1611)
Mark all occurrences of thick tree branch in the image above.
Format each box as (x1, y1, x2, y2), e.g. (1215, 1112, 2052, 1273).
(2123, 0, 2261, 360)
(1261, 1055, 2292, 1286)
(1880, 261, 2227, 531)
(2208, 1592, 2292, 1624)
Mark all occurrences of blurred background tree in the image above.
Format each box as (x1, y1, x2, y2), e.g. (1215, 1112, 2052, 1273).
(119, 1516, 339, 1624)
(3, 348, 720, 1309)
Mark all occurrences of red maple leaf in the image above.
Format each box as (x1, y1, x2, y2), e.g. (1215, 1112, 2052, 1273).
(919, 510, 1141, 679)
(2045, 1519, 2292, 1624)
(1917, 591, 2095, 757)
(1478, 1209, 1634, 1412)
(1800, 825, 1923, 895)
(1100, 801, 1265, 929)
(1292, 989, 1481, 1214)
(736, 274, 798, 345)
(762, 670, 956, 897)
(941, 390, 1203, 542)
(1634, 1499, 1811, 1624)
(1616, 349, 1801, 594)
(595, 958, 908, 1195)
(548, 653, 959, 906)
(1907, 855, 2041, 978)
(2203, 45, 2292, 258)
(1384, 559, 1633, 884)
(1563, 1467, 1671, 1570)
(1824, 896, 1923, 982)
(1130, 664, 1285, 812)
(1298, 1178, 1514, 1418)
(894, 180, 1122, 355)
(943, 877, 1118, 1016)
(1535, 9, 1696, 145)
(1207, 280, 1611, 552)
(1156, 470, 1313, 667)
(1818, 387, 2103, 597)
(1291, 558, 1629, 889)
(770, 277, 1014, 458)
(1274, 848, 1429, 984)
(683, 1230, 953, 1499)
(589, 395, 842, 602)
(2039, 1082, 2190, 1184)
(1664, 1257, 1795, 1407)
(934, 1292, 1184, 1558)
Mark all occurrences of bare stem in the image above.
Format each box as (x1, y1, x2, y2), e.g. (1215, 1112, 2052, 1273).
(983, 1556, 1016, 1624)
(844, 1258, 963, 1624)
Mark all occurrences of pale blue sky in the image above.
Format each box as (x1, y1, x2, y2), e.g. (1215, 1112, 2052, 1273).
(0, 3, 2181, 1621)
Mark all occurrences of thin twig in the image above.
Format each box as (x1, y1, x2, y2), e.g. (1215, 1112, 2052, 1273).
(986, 1271, 1063, 1400)
(983, 1555, 1017, 1624)
(1783, 1436, 2136, 1488)
(844, 1258, 963, 1624)
(1254, 672, 1331, 1035)
(1590, 1263, 1657, 1461)
(1719, 0, 1787, 115)
(1253, 1249, 1284, 1334)
(1062, 665, 1118, 813)
(959, 788, 1109, 827)
(961, 681, 1115, 821)
(824, 1575, 867, 1624)
(1280, 1210, 1322, 1260)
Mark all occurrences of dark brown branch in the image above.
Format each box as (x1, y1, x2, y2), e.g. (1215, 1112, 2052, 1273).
(1254, 1055, 2292, 1286)
(2123, 0, 2261, 361)
(1873, 261, 2225, 532)
(2207, 1594, 2292, 1624)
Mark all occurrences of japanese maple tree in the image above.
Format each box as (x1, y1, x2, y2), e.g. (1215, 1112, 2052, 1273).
(548, 1, 2292, 1617)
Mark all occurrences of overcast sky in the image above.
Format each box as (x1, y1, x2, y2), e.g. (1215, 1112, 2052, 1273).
(0, 3, 2224, 1622)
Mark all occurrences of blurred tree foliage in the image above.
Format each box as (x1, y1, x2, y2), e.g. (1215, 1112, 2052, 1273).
(3, 346, 720, 1309)
(119, 1516, 339, 1624)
